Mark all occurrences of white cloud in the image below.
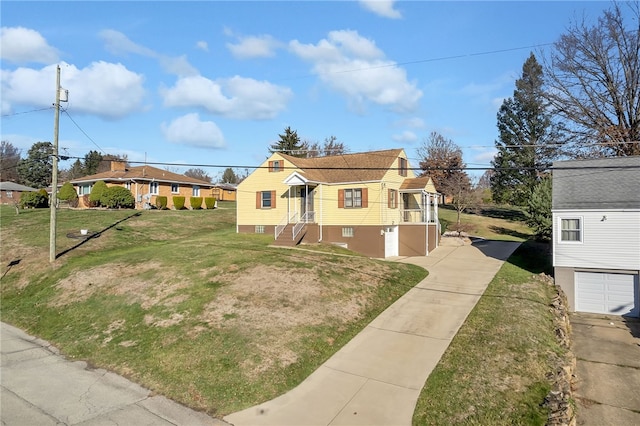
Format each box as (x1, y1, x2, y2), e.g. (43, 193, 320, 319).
(392, 130, 418, 143)
(100, 29, 155, 57)
(0, 27, 59, 64)
(161, 113, 226, 149)
(99, 29, 198, 77)
(196, 41, 209, 52)
(227, 35, 280, 59)
(1, 61, 145, 119)
(161, 75, 292, 120)
(290, 30, 421, 113)
(396, 117, 425, 129)
(358, 0, 402, 19)
(472, 149, 497, 164)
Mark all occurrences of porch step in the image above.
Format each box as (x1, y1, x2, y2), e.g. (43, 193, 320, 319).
(273, 223, 306, 247)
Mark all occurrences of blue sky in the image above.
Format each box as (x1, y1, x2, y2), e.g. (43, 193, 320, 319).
(1, 1, 617, 180)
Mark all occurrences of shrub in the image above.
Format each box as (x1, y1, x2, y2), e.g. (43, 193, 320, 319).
(204, 197, 216, 209)
(190, 196, 203, 210)
(58, 182, 79, 207)
(100, 186, 135, 209)
(89, 181, 108, 206)
(156, 195, 168, 210)
(173, 196, 185, 210)
(20, 191, 48, 208)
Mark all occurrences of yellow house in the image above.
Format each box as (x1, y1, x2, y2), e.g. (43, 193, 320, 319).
(71, 161, 216, 210)
(237, 148, 440, 258)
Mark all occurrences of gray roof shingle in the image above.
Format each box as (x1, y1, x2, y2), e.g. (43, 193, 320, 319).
(552, 156, 640, 210)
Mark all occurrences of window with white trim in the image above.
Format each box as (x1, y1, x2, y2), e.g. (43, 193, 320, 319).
(560, 218, 582, 242)
(192, 185, 200, 196)
(124, 182, 131, 191)
(342, 227, 354, 237)
(79, 184, 92, 195)
(6, 191, 12, 198)
(255, 225, 265, 234)
(149, 181, 159, 195)
(171, 183, 179, 193)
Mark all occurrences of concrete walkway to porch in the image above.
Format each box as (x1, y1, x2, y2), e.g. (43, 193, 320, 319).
(225, 238, 520, 426)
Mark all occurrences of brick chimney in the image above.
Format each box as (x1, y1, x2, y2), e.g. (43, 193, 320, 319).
(111, 161, 126, 172)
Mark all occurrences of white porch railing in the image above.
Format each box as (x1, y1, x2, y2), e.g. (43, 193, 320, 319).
(292, 211, 314, 240)
(275, 213, 296, 239)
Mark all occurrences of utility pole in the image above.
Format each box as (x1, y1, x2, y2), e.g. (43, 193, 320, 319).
(49, 65, 62, 263)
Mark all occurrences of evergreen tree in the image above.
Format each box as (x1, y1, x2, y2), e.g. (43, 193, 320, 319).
(524, 176, 552, 241)
(221, 167, 239, 184)
(491, 53, 562, 206)
(84, 151, 103, 175)
(66, 159, 86, 179)
(269, 126, 305, 157)
(16, 142, 54, 188)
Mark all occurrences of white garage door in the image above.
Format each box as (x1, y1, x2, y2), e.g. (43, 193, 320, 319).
(575, 272, 639, 317)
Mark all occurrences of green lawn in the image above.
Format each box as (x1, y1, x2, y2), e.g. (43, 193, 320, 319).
(413, 240, 565, 425)
(439, 204, 532, 241)
(0, 203, 559, 422)
(0, 203, 426, 416)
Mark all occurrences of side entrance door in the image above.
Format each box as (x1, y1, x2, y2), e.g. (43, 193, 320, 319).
(384, 226, 398, 257)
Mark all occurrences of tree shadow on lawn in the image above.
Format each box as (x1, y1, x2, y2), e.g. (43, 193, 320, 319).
(505, 240, 552, 275)
(56, 211, 142, 259)
(489, 225, 531, 241)
(478, 206, 527, 222)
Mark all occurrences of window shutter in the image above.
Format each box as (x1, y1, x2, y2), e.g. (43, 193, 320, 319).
(388, 189, 392, 208)
(256, 191, 261, 209)
(362, 188, 368, 208)
(268, 161, 274, 172)
(271, 190, 276, 208)
(338, 189, 344, 208)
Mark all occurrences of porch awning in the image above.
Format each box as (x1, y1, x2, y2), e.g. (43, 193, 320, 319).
(283, 171, 321, 186)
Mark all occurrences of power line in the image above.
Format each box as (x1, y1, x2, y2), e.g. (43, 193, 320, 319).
(1, 107, 53, 117)
(61, 109, 107, 155)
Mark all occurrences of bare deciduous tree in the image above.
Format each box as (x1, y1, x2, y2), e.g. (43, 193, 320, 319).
(184, 168, 212, 182)
(304, 136, 347, 157)
(417, 131, 467, 200)
(543, 2, 640, 157)
(0, 141, 22, 183)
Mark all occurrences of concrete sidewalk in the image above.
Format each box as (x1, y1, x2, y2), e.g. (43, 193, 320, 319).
(225, 238, 520, 426)
(0, 322, 228, 426)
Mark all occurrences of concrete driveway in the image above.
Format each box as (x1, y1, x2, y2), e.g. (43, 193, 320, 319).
(571, 313, 640, 425)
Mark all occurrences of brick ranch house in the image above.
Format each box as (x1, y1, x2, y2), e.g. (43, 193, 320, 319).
(70, 161, 216, 210)
(0, 182, 39, 205)
(236, 148, 440, 258)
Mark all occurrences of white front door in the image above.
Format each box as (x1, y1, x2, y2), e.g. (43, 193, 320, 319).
(575, 272, 639, 317)
(384, 226, 398, 257)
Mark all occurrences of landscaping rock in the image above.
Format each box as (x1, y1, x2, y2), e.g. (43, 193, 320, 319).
(543, 275, 576, 426)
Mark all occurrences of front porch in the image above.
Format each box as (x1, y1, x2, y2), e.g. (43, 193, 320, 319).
(273, 181, 318, 246)
(400, 190, 439, 225)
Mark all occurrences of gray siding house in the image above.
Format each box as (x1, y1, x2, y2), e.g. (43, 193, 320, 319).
(552, 156, 640, 317)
